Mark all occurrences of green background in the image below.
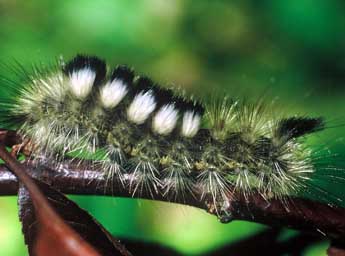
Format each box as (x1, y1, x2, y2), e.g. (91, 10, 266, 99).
(0, 0, 344, 255)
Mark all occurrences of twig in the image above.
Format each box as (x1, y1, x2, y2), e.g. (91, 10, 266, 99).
(0, 160, 344, 245)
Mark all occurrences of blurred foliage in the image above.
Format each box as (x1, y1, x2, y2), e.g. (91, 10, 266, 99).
(0, 0, 344, 255)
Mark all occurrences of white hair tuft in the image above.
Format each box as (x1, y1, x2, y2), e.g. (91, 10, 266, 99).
(68, 68, 96, 99)
(152, 104, 178, 135)
(181, 111, 201, 137)
(127, 90, 156, 124)
(100, 79, 128, 108)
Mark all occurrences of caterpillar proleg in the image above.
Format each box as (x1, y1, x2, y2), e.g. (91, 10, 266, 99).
(0, 55, 342, 212)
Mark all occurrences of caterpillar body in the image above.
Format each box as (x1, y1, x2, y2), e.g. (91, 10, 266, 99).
(0, 55, 339, 213)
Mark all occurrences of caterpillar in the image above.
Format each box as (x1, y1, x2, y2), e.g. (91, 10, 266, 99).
(0, 55, 342, 213)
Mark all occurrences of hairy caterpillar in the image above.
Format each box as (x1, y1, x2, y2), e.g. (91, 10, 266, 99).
(0, 55, 342, 213)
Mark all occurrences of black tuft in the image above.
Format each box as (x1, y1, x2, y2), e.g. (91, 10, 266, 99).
(153, 87, 175, 105)
(63, 55, 106, 85)
(176, 98, 205, 115)
(134, 76, 175, 105)
(276, 117, 325, 139)
(111, 65, 135, 85)
(134, 76, 155, 93)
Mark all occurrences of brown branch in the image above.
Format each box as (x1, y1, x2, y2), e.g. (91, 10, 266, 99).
(0, 160, 344, 245)
(0, 165, 17, 195)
